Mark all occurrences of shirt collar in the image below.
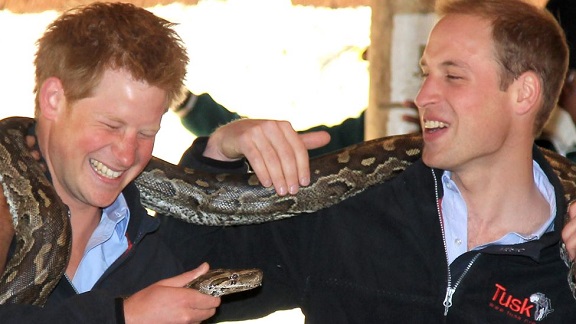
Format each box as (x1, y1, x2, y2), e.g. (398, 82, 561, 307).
(102, 193, 130, 239)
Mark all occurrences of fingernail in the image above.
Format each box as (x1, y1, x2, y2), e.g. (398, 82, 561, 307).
(289, 185, 299, 195)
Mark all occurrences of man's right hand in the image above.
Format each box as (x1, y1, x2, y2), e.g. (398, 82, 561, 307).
(123, 262, 221, 324)
(204, 119, 330, 196)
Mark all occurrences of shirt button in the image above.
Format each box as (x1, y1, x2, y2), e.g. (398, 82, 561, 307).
(455, 238, 462, 245)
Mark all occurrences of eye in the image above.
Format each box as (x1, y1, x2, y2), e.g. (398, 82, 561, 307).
(104, 122, 121, 130)
(446, 74, 462, 80)
(138, 130, 158, 139)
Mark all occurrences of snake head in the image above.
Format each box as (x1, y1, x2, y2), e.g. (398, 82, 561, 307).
(185, 268, 263, 297)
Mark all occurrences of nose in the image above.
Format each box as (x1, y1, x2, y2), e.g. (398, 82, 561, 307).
(112, 132, 137, 167)
(414, 77, 437, 110)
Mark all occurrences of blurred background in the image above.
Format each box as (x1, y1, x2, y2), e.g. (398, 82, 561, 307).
(0, 0, 372, 165)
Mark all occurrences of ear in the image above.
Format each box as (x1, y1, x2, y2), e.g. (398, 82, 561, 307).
(38, 77, 66, 120)
(513, 71, 542, 116)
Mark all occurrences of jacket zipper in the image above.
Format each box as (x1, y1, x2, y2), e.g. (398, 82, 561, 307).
(431, 169, 480, 316)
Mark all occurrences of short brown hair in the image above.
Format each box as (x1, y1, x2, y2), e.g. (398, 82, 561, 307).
(437, 0, 569, 135)
(34, 2, 189, 116)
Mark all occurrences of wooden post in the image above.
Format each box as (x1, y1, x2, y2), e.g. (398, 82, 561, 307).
(366, 0, 435, 140)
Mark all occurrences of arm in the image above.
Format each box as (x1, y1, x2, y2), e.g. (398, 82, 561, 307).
(174, 92, 363, 158)
(177, 92, 364, 158)
(159, 119, 329, 321)
(174, 93, 242, 137)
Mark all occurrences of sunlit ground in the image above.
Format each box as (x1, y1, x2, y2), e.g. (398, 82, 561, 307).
(0, 0, 370, 322)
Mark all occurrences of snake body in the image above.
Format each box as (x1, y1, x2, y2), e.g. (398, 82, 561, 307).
(0, 117, 71, 305)
(0, 116, 575, 305)
(136, 132, 421, 225)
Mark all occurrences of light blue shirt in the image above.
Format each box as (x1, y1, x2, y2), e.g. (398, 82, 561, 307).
(441, 161, 556, 264)
(70, 194, 130, 293)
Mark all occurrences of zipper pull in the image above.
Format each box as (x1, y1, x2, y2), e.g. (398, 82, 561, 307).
(443, 287, 455, 315)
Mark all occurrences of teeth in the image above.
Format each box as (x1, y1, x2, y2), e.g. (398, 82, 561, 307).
(90, 159, 123, 179)
(423, 120, 448, 129)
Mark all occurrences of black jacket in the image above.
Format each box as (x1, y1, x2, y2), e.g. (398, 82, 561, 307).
(2, 183, 184, 323)
(160, 138, 576, 323)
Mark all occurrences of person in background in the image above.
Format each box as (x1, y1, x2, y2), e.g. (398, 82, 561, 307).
(0, 3, 220, 323)
(160, 0, 576, 322)
(173, 92, 365, 157)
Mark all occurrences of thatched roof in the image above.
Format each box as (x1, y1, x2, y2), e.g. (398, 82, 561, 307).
(0, 0, 370, 13)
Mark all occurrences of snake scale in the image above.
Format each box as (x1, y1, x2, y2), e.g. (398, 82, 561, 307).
(0, 116, 575, 305)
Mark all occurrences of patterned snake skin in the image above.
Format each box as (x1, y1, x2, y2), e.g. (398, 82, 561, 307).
(185, 268, 263, 297)
(0, 116, 574, 305)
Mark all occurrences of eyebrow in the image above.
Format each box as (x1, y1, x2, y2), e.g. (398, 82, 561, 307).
(420, 58, 470, 70)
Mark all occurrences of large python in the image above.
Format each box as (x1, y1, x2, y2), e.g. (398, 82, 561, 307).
(0, 116, 575, 305)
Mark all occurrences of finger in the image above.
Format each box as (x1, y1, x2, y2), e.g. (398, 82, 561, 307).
(188, 262, 210, 280)
(401, 115, 420, 125)
(402, 100, 418, 109)
(25, 135, 41, 159)
(274, 122, 309, 193)
(299, 131, 331, 151)
(281, 127, 329, 191)
(184, 289, 221, 311)
(162, 262, 210, 288)
(252, 122, 292, 195)
(268, 121, 316, 194)
(25, 135, 47, 172)
(25, 135, 35, 147)
(236, 126, 275, 189)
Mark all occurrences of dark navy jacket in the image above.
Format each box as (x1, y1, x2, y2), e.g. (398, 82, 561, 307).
(160, 138, 576, 323)
(1, 183, 183, 323)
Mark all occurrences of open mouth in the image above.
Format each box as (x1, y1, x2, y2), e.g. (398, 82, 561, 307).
(423, 120, 448, 132)
(90, 159, 123, 179)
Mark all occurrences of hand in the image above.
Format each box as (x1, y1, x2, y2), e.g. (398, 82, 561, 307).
(123, 263, 221, 324)
(204, 119, 330, 195)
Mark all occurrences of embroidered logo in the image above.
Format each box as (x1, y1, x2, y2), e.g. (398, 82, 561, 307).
(530, 293, 554, 321)
(489, 283, 554, 322)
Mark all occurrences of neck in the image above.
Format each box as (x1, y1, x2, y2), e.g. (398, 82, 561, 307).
(451, 156, 550, 249)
